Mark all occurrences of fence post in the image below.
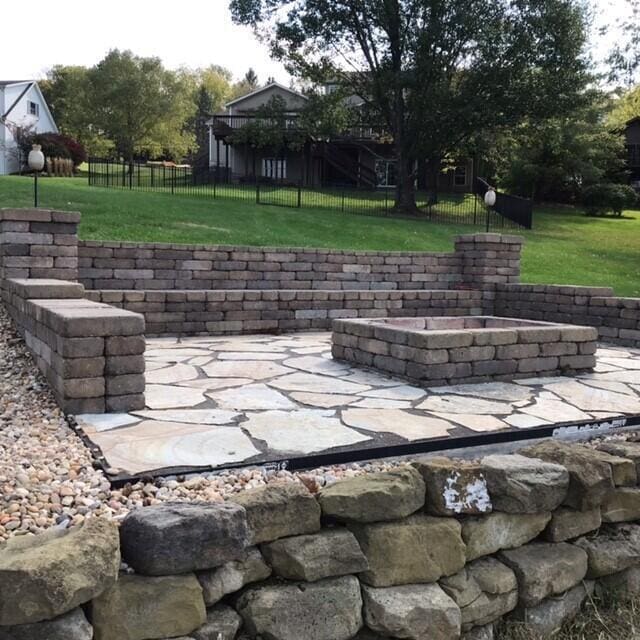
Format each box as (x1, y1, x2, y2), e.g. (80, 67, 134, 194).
(171, 167, 175, 195)
(341, 190, 345, 212)
(256, 181, 260, 204)
(384, 188, 388, 213)
(213, 169, 217, 198)
(297, 181, 302, 208)
(473, 193, 478, 225)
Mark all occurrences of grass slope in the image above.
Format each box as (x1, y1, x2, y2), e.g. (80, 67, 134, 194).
(1, 175, 638, 296)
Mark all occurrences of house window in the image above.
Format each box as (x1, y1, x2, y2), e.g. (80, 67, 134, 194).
(454, 165, 467, 186)
(263, 158, 287, 179)
(375, 159, 396, 187)
(27, 101, 39, 117)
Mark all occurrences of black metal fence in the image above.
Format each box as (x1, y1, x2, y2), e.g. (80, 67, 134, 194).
(474, 177, 533, 230)
(87, 158, 532, 230)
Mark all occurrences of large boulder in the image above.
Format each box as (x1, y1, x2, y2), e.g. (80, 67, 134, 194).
(120, 502, 249, 576)
(90, 574, 206, 640)
(480, 454, 568, 514)
(0, 608, 92, 640)
(519, 441, 613, 510)
(499, 542, 588, 606)
(236, 575, 363, 640)
(318, 467, 425, 523)
(231, 482, 321, 544)
(543, 507, 601, 542)
(599, 566, 640, 596)
(461, 512, 551, 561)
(586, 447, 637, 486)
(412, 457, 491, 517)
(352, 515, 466, 587)
(597, 441, 640, 476)
(362, 582, 461, 640)
(601, 488, 640, 523)
(574, 523, 640, 577)
(440, 557, 517, 630)
(509, 581, 595, 637)
(261, 528, 368, 582)
(191, 604, 242, 640)
(0, 517, 119, 625)
(196, 548, 271, 606)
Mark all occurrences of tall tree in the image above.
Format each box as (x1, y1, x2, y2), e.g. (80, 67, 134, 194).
(244, 67, 259, 89)
(609, 84, 640, 127)
(494, 91, 627, 202)
(606, 0, 640, 87)
(231, 67, 261, 98)
(230, 0, 591, 213)
(40, 65, 113, 155)
(88, 49, 193, 163)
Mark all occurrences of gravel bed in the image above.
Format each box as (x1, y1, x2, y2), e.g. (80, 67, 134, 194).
(0, 302, 396, 541)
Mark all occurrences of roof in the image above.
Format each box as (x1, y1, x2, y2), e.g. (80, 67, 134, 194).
(1, 81, 58, 134)
(0, 80, 31, 88)
(225, 82, 307, 108)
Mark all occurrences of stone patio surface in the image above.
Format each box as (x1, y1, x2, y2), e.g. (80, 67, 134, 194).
(76, 333, 640, 476)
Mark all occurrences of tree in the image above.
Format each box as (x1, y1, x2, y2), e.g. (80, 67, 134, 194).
(231, 67, 261, 99)
(183, 65, 234, 167)
(230, 0, 591, 213)
(608, 84, 640, 128)
(493, 92, 627, 202)
(606, 0, 640, 87)
(244, 67, 259, 89)
(88, 49, 194, 163)
(40, 65, 113, 157)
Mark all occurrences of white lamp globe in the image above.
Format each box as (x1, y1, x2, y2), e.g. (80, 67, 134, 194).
(28, 144, 45, 172)
(484, 188, 497, 207)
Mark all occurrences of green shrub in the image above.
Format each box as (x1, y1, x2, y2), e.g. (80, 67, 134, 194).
(582, 183, 638, 217)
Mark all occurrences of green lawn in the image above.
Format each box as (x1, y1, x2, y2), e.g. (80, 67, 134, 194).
(1, 175, 638, 296)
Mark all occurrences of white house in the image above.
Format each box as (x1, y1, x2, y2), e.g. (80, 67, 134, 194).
(0, 80, 58, 175)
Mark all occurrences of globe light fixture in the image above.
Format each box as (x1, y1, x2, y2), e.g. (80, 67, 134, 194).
(484, 187, 497, 207)
(28, 144, 45, 207)
(483, 187, 497, 231)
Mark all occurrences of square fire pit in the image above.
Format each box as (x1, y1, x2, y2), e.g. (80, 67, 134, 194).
(331, 316, 598, 386)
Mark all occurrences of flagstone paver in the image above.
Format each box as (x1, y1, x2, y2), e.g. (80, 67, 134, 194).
(145, 363, 199, 385)
(341, 409, 455, 440)
(242, 410, 371, 454)
(207, 384, 296, 411)
(76, 335, 640, 476)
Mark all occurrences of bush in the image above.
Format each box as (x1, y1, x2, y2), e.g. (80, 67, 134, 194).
(582, 183, 638, 217)
(20, 132, 87, 169)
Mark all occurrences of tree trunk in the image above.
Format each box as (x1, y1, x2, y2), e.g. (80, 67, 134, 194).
(392, 93, 418, 214)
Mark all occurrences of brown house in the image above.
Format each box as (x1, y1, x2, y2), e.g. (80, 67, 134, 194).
(625, 116, 640, 188)
(207, 82, 475, 192)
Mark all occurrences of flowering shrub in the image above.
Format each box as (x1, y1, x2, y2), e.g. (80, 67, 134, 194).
(20, 133, 87, 168)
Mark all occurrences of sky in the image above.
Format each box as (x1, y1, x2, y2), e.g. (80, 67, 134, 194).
(0, 0, 633, 84)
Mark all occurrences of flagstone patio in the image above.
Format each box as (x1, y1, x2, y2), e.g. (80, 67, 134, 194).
(76, 334, 640, 476)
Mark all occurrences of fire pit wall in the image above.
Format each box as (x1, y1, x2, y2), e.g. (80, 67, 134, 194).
(332, 316, 598, 385)
(3, 443, 640, 640)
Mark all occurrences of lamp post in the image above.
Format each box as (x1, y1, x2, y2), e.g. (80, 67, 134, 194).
(484, 186, 497, 232)
(28, 144, 45, 207)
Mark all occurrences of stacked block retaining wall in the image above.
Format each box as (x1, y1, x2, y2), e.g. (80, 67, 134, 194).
(495, 283, 640, 349)
(85, 288, 484, 336)
(0, 208, 79, 281)
(77, 234, 523, 292)
(4, 441, 640, 639)
(2, 278, 145, 414)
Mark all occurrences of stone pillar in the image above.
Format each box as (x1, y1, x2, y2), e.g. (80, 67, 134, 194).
(0, 208, 79, 285)
(454, 233, 523, 290)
